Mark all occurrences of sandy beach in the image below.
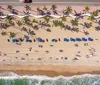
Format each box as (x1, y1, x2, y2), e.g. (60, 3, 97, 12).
(0, 4, 100, 76)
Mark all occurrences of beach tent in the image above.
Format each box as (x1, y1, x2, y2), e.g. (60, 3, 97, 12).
(64, 38, 69, 42)
(88, 37, 93, 41)
(70, 38, 75, 42)
(82, 37, 87, 41)
(76, 38, 81, 41)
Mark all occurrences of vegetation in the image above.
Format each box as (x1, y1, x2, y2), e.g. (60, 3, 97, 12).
(25, 5, 31, 11)
(88, 15, 95, 21)
(70, 18, 79, 27)
(65, 6, 72, 14)
(83, 5, 90, 13)
(7, 5, 13, 11)
(51, 4, 57, 10)
(93, 9, 99, 16)
(1, 5, 100, 39)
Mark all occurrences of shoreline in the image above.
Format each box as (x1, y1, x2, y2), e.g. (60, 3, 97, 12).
(1, 65, 100, 77)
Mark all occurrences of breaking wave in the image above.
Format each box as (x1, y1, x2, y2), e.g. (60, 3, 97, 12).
(0, 72, 100, 85)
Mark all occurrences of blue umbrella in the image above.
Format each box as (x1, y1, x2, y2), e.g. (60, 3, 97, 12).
(51, 39, 55, 42)
(70, 38, 75, 42)
(38, 38, 43, 42)
(82, 37, 87, 41)
(88, 37, 93, 41)
(12, 39, 16, 43)
(64, 38, 69, 42)
(76, 38, 81, 41)
(26, 39, 29, 42)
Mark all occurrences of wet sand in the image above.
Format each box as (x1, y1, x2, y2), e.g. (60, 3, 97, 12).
(1, 65, 100, 76)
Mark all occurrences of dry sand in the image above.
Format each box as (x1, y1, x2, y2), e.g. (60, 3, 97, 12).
(0, 4, 100, 76)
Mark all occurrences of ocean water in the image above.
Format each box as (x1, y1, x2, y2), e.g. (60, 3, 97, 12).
(0, 73, 100, 85)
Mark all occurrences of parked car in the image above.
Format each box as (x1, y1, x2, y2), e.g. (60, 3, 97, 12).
(24, 0, 32, 3)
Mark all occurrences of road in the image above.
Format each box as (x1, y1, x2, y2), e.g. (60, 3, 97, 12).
(0, 0, 100, 5)
(0, 0, 100, 2)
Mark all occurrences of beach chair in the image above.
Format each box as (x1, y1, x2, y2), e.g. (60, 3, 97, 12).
(88, 37, 93, 41)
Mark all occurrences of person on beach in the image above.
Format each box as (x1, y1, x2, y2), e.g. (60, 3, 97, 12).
(29, 47, 32, 51)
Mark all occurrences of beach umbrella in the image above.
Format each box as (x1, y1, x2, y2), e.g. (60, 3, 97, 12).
(51, 39, 55, 42)
(64, 38, 69, 42)
(88, 37, 93, 41)
(26, 39, 29, 42)
(12, 39, 16, 43)
(82, 37, 87, 41)
(37, 38, 43, 42)
(70, 38, 75, 42)
(76, 38, 81, 41)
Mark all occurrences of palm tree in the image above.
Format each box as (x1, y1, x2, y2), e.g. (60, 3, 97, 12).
(32, 19, 38, 23)
(25, 5, 31, 12)
(59, 21, 65, 29)
(61, 16, 67, 22)
(1, 31, 7, 36)
(70, 18, 79, 27)
(88, 15, 95, 21)
(21, 27, 28, 33)
(51, 4, 57, 11)
(5, 15, 14, 23)
(37, 7, 41, 12)
(80, 22, 92, 29)
(33, 25, 39, 30)
(23, 16, 31, 24)
(93, 9, 99, 16)
(65, 6, 72, 14)
(83, 5, 90, 13)
(29, 29, 36, 36)
(16, 21, 23, 27)
(9, 32, 16, 38)
(7, 5, 13, 11)
(43, 6, 47, 10)
(43, 16, 50, 23)
(53, 20, 58, 27)
(1, 23, 9, 29)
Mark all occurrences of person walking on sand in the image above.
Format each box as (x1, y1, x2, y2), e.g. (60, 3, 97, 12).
(29, 47, 32, 51)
